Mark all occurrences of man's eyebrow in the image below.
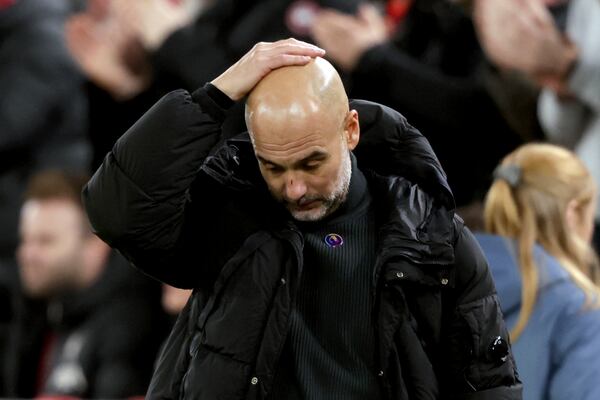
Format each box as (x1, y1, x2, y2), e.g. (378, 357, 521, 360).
(294, 151, 329, 166)
(256, 155, 281, 167)
(256, 150, 329, 168)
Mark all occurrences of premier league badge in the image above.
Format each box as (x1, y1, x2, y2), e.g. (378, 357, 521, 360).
(324, 233, 344, 248)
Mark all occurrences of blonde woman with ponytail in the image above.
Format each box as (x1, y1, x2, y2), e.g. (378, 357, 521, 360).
(475, 143, 600, 400)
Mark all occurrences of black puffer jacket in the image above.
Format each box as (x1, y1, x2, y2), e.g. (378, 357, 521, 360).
(83, 86, 521, 399)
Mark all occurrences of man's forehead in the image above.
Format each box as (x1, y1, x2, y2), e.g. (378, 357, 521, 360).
(255, 148, 330, 168)
(252, 96, 321, 119)
(250, 106, 341, 147)
(249, 96, 339, 129)
(253, 134, 332, 166)
(253, 131, 325, 151)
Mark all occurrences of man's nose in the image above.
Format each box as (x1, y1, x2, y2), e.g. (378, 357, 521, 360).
(284, 174, 307, 202)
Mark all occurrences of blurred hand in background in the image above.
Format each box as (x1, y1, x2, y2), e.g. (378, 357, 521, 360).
(311, 4, 389, 71)
(65, 0, 202, 100)
(472, 0, 577, 95)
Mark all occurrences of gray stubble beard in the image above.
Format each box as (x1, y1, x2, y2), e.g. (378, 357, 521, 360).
(289, 144, 352, 222)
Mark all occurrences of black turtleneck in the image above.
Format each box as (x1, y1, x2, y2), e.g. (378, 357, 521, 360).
(269, 154, 381, 399)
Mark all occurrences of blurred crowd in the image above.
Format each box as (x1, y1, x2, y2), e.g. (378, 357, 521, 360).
(1, 0, 599, 398)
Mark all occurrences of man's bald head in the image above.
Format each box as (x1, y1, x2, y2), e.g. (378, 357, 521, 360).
(245, 57, 349, 142)
(243, 57, 360, 222)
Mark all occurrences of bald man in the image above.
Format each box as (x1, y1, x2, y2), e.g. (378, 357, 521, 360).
(243, 56, 356, 223)
(84, 39, 522, 399)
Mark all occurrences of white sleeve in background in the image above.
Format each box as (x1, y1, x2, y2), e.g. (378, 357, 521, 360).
(538, 0, 600, 219)
(538, 91, 588, 147)
(565, 0, 600, 112)
(574, 118, 600, 212)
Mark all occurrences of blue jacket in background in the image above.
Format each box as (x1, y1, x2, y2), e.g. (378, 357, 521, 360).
(475, 233, 600, 400)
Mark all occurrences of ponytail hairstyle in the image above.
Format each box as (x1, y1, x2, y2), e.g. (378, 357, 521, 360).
(484, 143, 600, 341)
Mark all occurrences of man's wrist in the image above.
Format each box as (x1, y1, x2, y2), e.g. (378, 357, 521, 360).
(205, 83, 235, 109)
(190, 83, 235, 122)
(211, 75, 245, 102)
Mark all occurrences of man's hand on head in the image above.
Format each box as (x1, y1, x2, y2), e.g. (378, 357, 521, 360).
(210, 38, 326, 102)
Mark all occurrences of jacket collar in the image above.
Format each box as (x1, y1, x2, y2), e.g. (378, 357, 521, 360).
(367, 172, 456, 266)
(352, 99, 456, 266)
(201, 99, 457, 265)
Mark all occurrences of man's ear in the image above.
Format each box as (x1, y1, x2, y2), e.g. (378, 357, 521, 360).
(344, 109, 360, 151)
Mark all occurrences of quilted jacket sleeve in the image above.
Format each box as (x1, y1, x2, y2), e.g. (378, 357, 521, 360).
(83, 85, 232, 288)
(444, 225, 522, 400)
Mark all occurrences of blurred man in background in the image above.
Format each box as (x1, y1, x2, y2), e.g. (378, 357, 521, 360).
(0, 0, 91, 391)
(2, 170, 165, 398)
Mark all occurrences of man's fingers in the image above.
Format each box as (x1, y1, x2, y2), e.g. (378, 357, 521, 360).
(211, 38, 325, 101)
(269, 54, 314, 70)
(265, 40, 326, 57)
(256, 41, 325, 74)
(252, 41, 325, 68)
